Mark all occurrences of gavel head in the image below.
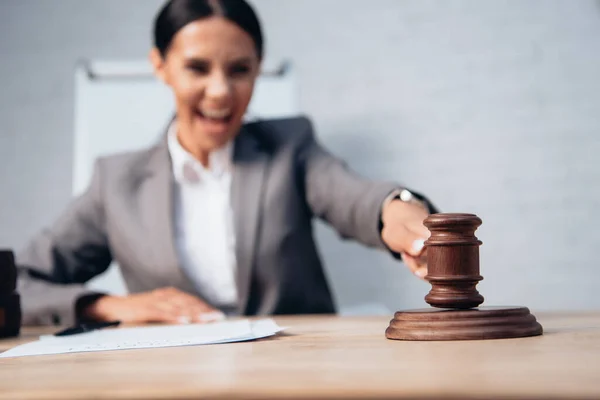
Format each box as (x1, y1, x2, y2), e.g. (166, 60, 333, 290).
(423, 213, 485, 309)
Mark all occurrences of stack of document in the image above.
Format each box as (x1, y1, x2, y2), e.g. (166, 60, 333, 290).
(0, 319, 283, 359)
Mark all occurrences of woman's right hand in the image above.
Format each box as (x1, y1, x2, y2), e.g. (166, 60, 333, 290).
(82, 287, 225, 324)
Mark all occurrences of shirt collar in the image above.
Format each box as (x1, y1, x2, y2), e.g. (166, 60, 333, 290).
(167, 120, 233, 184)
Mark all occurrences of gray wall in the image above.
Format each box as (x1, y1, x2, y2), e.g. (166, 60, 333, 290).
(1, 0, 599, 312)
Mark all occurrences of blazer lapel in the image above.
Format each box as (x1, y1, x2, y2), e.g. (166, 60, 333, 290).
(231, 125, 270, 314)
(138, 136, 196, 294)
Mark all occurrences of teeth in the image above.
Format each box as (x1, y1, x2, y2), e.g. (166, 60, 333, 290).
(201, 108, 231, 119)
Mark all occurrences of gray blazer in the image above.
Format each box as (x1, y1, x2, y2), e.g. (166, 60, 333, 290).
(17, 116, 424, 326)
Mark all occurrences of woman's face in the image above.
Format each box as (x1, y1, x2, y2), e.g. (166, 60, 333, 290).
(151, 17, 260, 155)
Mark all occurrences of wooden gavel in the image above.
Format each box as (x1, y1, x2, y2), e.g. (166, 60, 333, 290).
(0, 250, 21, 338)
(386, 213, 542, 341)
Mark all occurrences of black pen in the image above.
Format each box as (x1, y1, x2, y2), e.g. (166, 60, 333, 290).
(54, 321, 121, 337)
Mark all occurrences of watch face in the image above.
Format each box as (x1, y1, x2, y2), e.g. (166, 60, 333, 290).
(400, 189, 414, 202)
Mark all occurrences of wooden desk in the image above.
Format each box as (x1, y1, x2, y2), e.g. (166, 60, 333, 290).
(0, 313, 599, 399)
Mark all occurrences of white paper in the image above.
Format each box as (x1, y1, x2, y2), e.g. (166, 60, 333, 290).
(0, 319, 283, 359)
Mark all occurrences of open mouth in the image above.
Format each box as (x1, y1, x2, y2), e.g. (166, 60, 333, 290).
(196, 108, 233, 123)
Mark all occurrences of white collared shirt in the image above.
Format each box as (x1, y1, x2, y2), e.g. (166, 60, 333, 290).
(167, 122, 238, 307)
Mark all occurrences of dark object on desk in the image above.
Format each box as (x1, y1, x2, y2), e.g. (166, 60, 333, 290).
(0, 250, 21, 338)
(386, 213, 543, 341)
(54, 320, 121, 337)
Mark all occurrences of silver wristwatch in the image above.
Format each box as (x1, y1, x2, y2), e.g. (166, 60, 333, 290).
(383, 188, 428, 211)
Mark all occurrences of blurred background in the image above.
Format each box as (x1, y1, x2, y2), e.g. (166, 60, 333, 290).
(0, 0, 598, 313)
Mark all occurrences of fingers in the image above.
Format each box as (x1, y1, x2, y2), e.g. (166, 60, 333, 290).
(87, 290, 226, 325)
(402, 251, 428, 280)
(382, 223, 427, 257)
(151, 287, 225, 324)
(195, 311, 226, 323)
(143, 303, 225, 325)
(406, 219, 430, 241)
(142, 307, 188, 324)
(381, 200, 430, 257)
(151, 301, 192, 323)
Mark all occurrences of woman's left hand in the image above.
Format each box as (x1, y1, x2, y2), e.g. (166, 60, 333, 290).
(381, 200, 430, 279)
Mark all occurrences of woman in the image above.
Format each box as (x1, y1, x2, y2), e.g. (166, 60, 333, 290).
(17, 0, 435, 326)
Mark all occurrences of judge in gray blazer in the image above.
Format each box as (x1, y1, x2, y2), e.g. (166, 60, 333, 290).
(17, 0, 436, 326)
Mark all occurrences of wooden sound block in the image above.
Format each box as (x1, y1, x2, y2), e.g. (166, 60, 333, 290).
(386, 306, 543, 341)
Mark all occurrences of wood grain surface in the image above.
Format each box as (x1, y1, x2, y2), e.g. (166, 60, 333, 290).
(0, 313, 599, 399)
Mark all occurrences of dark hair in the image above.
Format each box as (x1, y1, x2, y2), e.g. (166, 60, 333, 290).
(154, 0, 264, 60)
